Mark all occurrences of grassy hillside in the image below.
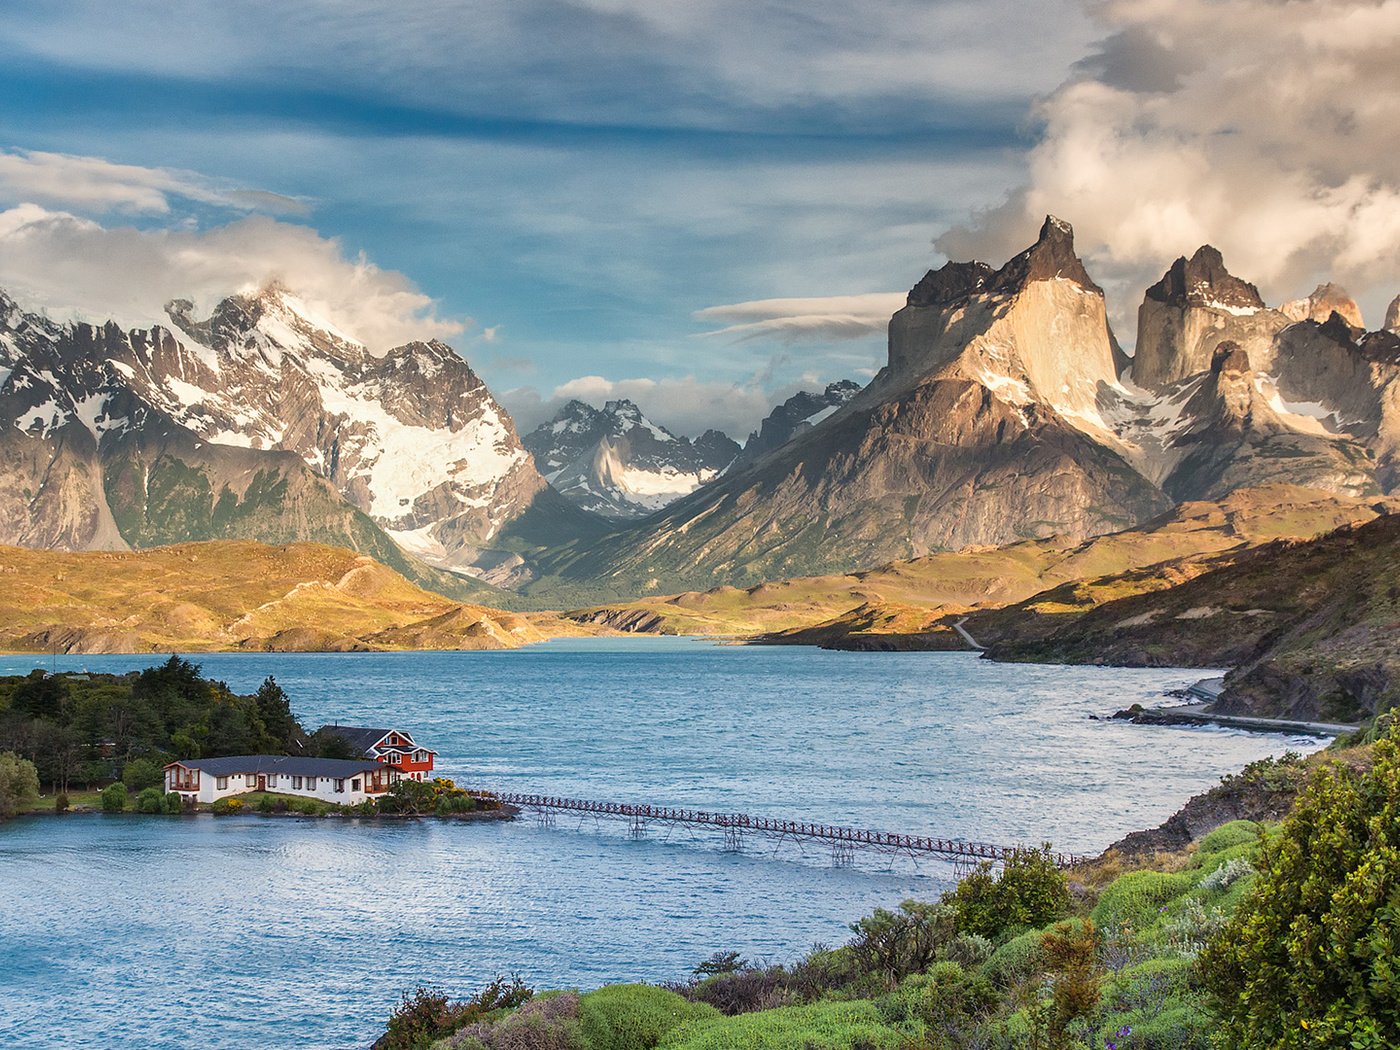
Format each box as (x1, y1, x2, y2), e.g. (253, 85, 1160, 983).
(0, 541, 596, 654)
(980, 512, 1400, 724)
(567, 487, 1396, 639)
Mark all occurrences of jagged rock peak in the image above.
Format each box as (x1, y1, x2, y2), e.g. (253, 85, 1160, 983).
(1281, 283, 1364, 330)
(907, 261, 994, 307)
(987, 215, 1102, 296)
(1386, 294, 1400, 334)
(1145, 245, 1264, 312)
(905, 216, 1100, 308)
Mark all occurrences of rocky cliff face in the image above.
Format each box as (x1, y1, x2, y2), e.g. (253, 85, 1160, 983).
(526, 218, 1173, 595)
(0, 286, 590, 586)
(729, 380, 860, 472)
(523, 399, 739, 518)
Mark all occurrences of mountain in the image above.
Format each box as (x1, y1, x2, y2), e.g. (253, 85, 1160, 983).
(0, 540, 592, 654)
(566, 485, 1394, 638)
(0, 286, 602, 587)
(526, 217, 1174, 596)
(980, 511, 1400, 725)
(728, 380, 860, 472)
(522, 399, 738, 518)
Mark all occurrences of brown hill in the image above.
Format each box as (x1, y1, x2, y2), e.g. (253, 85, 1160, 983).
(0, 541, 593, 654)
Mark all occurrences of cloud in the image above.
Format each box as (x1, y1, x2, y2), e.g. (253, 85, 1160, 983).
(938, 0, 1400, 333)
(694, 293, 906, 342)
(0, 204, 464, 350)
(501, 372, 838, 439)
(0, 147, 308, 216)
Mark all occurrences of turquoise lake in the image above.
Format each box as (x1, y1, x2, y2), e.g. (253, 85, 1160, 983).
(0, 639, 1321, 1049)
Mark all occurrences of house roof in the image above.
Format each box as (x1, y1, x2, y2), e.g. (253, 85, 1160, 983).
(314, 724, 406, 754)
(165, 755, 384, 778)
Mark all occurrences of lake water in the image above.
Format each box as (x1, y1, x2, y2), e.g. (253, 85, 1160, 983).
(0, 640, 1321, 1049)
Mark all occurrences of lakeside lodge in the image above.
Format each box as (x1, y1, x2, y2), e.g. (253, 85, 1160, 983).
(163, 724, 439, 805)
(164, 755, 396, 805)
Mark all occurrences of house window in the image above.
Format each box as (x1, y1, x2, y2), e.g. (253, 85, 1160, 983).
(351, 778, 361, 791)
(292, 776, 303, 790)
(245, 774, 257, 787)
(216, 776, 229, 790)
(334, 779, 345, 793)
(267, 775, 277, 788)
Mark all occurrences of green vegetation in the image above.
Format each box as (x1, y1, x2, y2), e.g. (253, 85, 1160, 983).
(100, 782, 128, 812)
(0, 751, 40, 818)
(1200, 720, 1400, 1047)
(380, 726, 1400, 1050)
(0, 658, 307, 794)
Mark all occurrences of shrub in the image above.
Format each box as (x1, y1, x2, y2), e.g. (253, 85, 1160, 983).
(212, 797, 244, 815)
(164, 791, 184, 814)
(293, 798, 325, 816)
(947, 845, 1070, 941)
(136, 786, 166, 814)
(686, 968, 789, 1015)
(1196, 820, 1262, 856)
(54, 792, 70, 813)
(121, 757, 165, 792)
(1198, 857, 1253, 893)
(254, 796, 275, 814)
(849, 899, 957, 985)
(448, 992, 583, 1050)
(980, 927, 1044, 988)
(940, 932, 993, 970)
(100, 782, 128, 813)
(0, 751, 41, 818)
(1089, 871, 1194, 934)
(661, 999, 903, 1049)
(1095, 1002, 1212, 1050)
(377, 976, 533, 1050)
(1200, 721, 1400, 1048)
(578, 984, 720, 1050)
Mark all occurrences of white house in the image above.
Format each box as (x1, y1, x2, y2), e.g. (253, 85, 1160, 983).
(163, 755, 397, 805)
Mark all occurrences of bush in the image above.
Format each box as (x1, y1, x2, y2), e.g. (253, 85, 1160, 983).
(1200, 721, 1400, 1047)
(121, 757, 165, 792)
(54, 792, 70, 813)
(849, 899, 957, 985)
(254, 795, 275, 814)
(1198, 857, 1253, 893)
(1089, 871, 1194, 934)
(947, 846, 1070, 941)
(377, 977, 533, 1050)
(448, 992, 583, 1050)
(100, 782, 128, 813)
(136, 786, 166, 814)
(980, 927, 1045, 988)
(940, 933, 994, 970)
(1196, 820, 1262, 856)
(293, 798, 325, 816)
(212, 797, 243, 815)
(164, 791, 184, 814)
(661, 999, 904, 1049)
(0, 751, 41, 818)
(578, 984, 720, 1049)
(1094, 1002, 1213, 1050)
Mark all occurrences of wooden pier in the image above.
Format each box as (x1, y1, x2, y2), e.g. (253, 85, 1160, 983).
(478, 791, 1082, 869)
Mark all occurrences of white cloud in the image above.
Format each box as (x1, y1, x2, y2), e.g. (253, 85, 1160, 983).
(0, 204, 463, 350)
(694, 293, 906, 342)
(939, 0, 1400, 333)
(0, 147, 307, 216)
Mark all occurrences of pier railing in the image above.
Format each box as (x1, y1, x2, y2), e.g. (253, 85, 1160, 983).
(477, 791, 1082, 868)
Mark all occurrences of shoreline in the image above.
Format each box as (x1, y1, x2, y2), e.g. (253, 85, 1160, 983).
(1112, 699, 1356, 738)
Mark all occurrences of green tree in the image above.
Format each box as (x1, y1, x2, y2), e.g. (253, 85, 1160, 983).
(0, 751, 40, 818)
(11, 672, 69, 721)
(315, 731, 356, 760)
(849, 899, 958, 984)
(100, 781, 129, 812)
(122, 757, 165, 791)
(947, 846, 1071, 941)
(254, 676, 298, 750)
(1201, 721, 1400, 1048)
(136, 786, 166, 814)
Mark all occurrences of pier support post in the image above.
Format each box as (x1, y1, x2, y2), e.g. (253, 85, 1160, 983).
(723, 827, 743, 853)
(629, 816, 647, 839)
(831, 842, 855, 867)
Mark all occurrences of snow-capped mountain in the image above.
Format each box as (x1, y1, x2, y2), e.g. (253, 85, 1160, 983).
(0, 285, 592, 581)
(523, 399, 739, 518)
(729, 380, 860, 472)
(528, 217, 1400, 594)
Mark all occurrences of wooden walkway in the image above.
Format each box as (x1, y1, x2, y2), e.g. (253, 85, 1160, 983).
(481, 791, 1081, 868)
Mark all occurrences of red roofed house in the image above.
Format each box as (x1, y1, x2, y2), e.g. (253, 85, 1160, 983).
(314, 724, 437, 781)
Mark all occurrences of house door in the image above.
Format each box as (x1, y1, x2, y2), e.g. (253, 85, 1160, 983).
(257, 775, 267, 792)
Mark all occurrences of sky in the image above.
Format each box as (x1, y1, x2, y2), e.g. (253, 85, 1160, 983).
(2, 0, 1398, 437)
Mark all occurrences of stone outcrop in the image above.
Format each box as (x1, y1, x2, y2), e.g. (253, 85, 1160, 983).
(1280, 282, 1365, 330)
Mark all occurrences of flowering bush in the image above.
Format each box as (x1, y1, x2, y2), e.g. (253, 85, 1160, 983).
(211, 797, 243, 815)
